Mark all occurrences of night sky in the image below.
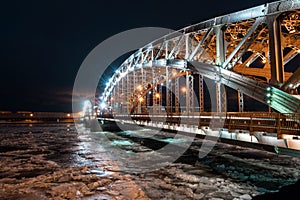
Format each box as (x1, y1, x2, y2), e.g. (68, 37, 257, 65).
(0, 0, 274, 112)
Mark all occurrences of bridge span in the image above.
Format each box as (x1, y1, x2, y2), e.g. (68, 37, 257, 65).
(84, 0, 300, 155)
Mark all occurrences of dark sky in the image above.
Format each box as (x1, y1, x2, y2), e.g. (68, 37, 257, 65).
(0, 0, 273, 112)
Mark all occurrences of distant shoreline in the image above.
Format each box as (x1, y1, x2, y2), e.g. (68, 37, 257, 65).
(0, 119, 75, 124)
(0, 111, 82, 124)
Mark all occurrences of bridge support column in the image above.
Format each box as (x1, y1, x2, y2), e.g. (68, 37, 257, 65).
(216, 83, 226, 113)
(175, 77, 180, 114)
(114, 82, 118, 114)
(268, 15, 284, 85)
(166, 66, 173, 117)
(238, 90, 244, 112)
(199, 74, 204, 113)
(121, 68, 126, 114)
(186, 71, 190, 126)
(141, 66, 146, 114)
(188, 74, 194, 117)
(152, 66, 157, 115)
(214, 25, 227, 115)
(126, 72, 129, 114)
(159, 81, 163, 115)
(112, 85, 115, 116)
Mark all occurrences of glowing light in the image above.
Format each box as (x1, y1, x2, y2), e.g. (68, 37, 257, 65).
(67, 113, 71, 117)
(155, 93, 160, 98)
(83, 100, 92, 115)
(30, 113, 33, 117)
(137, 85, 143, 91)
(266, 87, 271, 92)
(181, 87, 187, 93)
(266, 93, 271, 97)
(138, 97, 144, 102)
(100, 102, 106, 109)
(289, 28, 296, 34)
(172, 71, 177, 77)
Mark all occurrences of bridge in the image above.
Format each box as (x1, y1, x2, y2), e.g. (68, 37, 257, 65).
(85, 0, 300, 155)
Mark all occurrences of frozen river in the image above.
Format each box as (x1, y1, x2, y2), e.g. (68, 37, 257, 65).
(0, 122, 300, 199)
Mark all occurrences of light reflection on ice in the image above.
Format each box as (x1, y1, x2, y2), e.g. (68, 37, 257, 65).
(161, 138, 188, 143)
(110, 140, 134, 146)
(1, 123, 300, 199)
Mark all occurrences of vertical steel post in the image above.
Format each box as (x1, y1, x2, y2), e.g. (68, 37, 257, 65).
(186, 71, 190, 125)
(152, 66, 157, 114)
(238, 90, 244, 112)
(175, 77, 180, 114)
(121, 70, 125, 114)
(199, 74, 204, 113)
(268, 15, 284, 85)
(159, 79, 163, 115)
(116, 82, 120, 114)
(112, 86, 115, 116)
(216, 83, 222, 113)
(189, 74, 194, 119)
(166, 66, 170, 115)
(215, 26, 226, 114)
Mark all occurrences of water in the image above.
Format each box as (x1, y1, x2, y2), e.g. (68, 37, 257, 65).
(0, 122, 300, 199)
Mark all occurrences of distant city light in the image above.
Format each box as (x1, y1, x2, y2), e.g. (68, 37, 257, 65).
(67, 113, 71, 117)
(30, 113, 33, 117)
(155, 93, 160, 98)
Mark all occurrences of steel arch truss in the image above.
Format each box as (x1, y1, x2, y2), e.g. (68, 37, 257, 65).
(101, 0, 300, 115)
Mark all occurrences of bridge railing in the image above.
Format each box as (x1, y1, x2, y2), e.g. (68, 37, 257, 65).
(226, 112, 300, 137)
(110, 112, 300, 137)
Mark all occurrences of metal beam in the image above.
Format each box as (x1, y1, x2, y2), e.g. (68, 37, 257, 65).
(267, 15, 285, 85)
(222, 17, 263, 69)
